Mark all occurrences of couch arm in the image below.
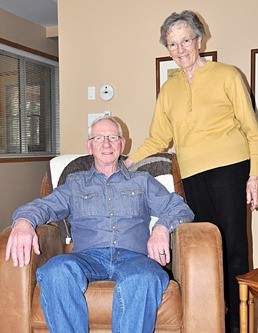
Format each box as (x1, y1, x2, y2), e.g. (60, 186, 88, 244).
(0, 224, 63, 333)
(172, 222, 225, 333)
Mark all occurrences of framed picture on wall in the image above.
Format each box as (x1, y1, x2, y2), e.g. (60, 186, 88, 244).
(155, 51, 217, 98)
(251, 49, 258, 111)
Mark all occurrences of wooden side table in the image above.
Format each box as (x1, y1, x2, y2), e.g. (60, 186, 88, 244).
(237, 269, 258, 333)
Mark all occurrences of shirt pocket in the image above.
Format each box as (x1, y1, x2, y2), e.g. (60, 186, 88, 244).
(120, 188, 144, 216)
(73, 191, 102, 217)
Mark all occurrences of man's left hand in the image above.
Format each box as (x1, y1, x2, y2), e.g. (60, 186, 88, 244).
(147, 224, 170, 266)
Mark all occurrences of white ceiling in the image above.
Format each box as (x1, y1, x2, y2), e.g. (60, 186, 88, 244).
(0, 0, 58, 27)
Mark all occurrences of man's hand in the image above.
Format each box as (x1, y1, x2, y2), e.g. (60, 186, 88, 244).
(247, 176, 258, 211)
(5, 219, 40, 268)
(147, 224, 170, 266)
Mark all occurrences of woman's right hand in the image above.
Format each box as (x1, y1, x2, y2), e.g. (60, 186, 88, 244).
(246, 176, 258, 211)
(123, 158, 134, 168)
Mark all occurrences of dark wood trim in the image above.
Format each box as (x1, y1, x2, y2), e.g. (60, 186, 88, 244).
(0, 37, 58, 62)
(251, 49, 258, 109)
(0, 156, 56, 163)
(155, 56, 171, 100)
(155, 51, 217, 98)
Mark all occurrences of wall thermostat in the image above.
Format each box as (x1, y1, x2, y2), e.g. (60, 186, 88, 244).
(100, 84, 114, 101)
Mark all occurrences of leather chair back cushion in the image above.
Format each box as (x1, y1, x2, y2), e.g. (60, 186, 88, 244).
(31, 280, 182, 332)
(56, 153, 174, 185)
(43, 153, 184, 200)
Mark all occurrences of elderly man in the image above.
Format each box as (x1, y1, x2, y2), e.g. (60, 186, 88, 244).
(5, 116, 194, 333)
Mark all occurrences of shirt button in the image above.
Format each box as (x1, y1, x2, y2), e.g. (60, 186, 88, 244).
(113, 240, 117, 245)
(112, 226, 115, 229)
(110, 213, 114, 217)
(108, 197, 111, 201)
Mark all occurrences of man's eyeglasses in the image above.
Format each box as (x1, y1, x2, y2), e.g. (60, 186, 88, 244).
(167, 37, 197, 51)
(89, 135, 121, 143)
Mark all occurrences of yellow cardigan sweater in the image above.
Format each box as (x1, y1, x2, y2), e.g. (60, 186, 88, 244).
(130, 61, 258, 179)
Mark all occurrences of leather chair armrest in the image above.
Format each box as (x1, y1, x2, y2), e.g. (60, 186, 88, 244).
(0, 224, 63, 333)
(172, 222, 225, 333)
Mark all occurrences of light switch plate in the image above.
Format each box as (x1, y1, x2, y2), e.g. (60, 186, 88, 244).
(88, 86, 95, 100)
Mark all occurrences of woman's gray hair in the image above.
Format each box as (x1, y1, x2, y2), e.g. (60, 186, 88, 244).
(160, 10, 206, 47)
(88, 115, 123, 139)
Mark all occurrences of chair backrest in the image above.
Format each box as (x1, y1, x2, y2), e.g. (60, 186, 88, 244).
(49, 154, 88, 189)
(47, 152, 184, 245)
(49, 152, 184, 194)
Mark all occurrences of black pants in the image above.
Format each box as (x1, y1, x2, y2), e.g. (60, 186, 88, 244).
(182, 160, 250, 329)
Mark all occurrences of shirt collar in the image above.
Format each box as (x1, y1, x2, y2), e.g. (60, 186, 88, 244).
(87, 158, 131, 180)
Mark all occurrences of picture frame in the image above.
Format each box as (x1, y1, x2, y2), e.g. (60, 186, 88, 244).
(155, 51, 217, 98)
(251, 49, 258, 111)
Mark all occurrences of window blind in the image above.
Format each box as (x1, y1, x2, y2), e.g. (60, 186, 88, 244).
(0, 45, 59, 158)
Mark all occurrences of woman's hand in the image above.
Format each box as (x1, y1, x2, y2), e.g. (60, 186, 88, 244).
(246, 176, 258, 211)
(123, 158, 134, 168)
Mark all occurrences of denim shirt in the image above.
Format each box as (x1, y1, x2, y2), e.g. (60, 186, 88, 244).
(13, 162, 194, 255)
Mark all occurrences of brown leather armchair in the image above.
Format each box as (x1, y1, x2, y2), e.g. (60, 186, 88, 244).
(0, 153, 225, 333)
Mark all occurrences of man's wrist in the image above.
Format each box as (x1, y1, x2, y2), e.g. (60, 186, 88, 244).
(152, 224, 169, 233)
(13, 219, 35, 229)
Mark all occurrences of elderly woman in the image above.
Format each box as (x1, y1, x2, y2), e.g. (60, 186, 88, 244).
(126, 10, 258, 333)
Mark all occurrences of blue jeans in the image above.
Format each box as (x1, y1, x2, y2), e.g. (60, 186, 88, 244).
(36, 248, 169, 333)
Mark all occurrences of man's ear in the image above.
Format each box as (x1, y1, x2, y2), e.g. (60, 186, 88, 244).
(120, 137, 126, 154)
(86, 140, 92, 155)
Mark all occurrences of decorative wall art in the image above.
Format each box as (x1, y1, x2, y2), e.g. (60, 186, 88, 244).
(251, 49, 258, 111)
(155, 51, 217, 98)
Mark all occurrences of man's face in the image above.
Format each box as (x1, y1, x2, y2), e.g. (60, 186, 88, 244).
(87, 119, 125, 169)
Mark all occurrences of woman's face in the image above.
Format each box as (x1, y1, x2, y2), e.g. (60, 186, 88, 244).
(166, 22, 202, 71)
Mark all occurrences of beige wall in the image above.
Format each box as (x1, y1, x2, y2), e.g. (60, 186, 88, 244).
(0, 9, 58, 56)
(58, 0, 258, 154)
(0, 161, 49, 228)
(58, 0, 258, 266)
(0, 9, 58, 231)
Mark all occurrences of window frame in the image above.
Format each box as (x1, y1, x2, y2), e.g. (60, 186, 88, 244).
(0, 38, 59, 163)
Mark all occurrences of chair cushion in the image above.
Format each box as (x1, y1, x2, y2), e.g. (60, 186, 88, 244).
(31, 280, 182, 332)
(50, 154, 87, 189)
